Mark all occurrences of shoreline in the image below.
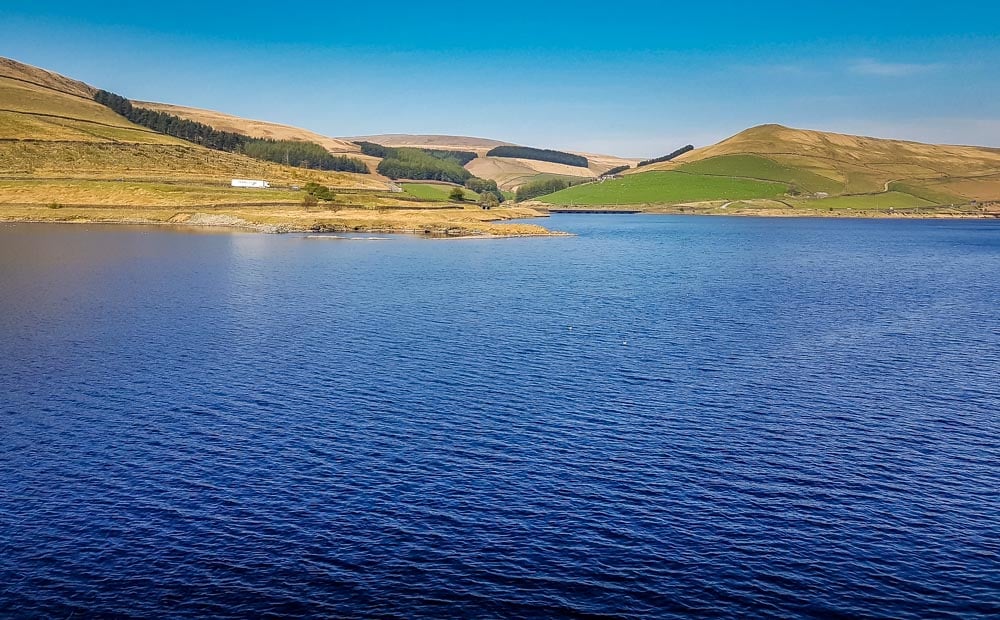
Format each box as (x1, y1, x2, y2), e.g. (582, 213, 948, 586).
(1, 204, 997, 239)
(0, 215, 572, 238)
(533, 208, 1000, 220)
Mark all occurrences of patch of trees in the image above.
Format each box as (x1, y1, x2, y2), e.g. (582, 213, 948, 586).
(515, 177, 587, 202)
(376, 148, 473, 184)
(94, 89, 368, 173)
(479, 193, 500, 209)
(601, 165, 631, 177)
(465, 178, 498, 193)
(465, 178, 504, 203)
(486, 145, 589, 168)
(303, 182, 336, 201)
(637, 145, 694, 167)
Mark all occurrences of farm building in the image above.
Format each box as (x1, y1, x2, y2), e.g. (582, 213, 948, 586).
(231, 179, 270, 189)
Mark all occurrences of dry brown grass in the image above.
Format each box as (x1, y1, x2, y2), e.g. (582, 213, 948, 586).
(466, 157, 594, 190)
(930, 175, 1000, 200)
(0, 57, 95, 98)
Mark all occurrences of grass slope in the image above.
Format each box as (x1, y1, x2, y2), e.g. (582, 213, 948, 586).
(0, 77, 183, 145)
(402, 183, 478, 201)
(787, 192, 932, 211)
(677, 154, 843, 194)
(539, 171, 787, 205)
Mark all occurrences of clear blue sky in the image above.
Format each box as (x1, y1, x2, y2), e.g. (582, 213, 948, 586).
(3, 1, 999, 156)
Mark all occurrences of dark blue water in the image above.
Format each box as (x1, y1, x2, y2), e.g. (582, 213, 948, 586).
(1, 216, 998, 618)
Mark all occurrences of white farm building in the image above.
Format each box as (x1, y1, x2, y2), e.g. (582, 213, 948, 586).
(231, 179, 270, 189)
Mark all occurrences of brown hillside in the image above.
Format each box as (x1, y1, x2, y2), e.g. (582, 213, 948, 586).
(0, 57, 95, 99)
(0, 57, 385, 192)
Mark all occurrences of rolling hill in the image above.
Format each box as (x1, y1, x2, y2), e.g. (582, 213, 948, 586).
(346, 134, 512, 153)
(538, 124, 1000, 212)
(644, 124, 1000, 200)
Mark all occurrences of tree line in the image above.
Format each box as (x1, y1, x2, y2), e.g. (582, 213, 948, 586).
(241, 140, 368, 173)
(601, 165, 631, 177)
(465, 177, 504, 203)
(637, 145, 694, 167)
(94, 90, 369, 173)
(486, 146, 589, 168)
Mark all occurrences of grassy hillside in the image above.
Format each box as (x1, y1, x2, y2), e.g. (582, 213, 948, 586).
(676, 154, 843, 194)
(537, 124, 999, 211)
(401, 183, 478, 201)
(0, 75, 185, 145)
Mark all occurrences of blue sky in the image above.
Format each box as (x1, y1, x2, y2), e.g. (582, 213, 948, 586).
(3, 1, 999, 156)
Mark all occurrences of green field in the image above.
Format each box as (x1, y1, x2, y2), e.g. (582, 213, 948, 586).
(787, 192, 933, 211)
(402, 183, 478, 201)
(538, 171, 788, 205)
(677, 154, 843, 194)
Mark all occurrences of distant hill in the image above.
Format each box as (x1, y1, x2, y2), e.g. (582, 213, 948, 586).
(346, 134, 513, 153)
(538, 124, 1000, 212)
(637, 124, 1000, 200)
(351, 134, 640, 190)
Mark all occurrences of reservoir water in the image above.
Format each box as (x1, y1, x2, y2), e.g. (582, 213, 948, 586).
(1, 216, 998, 618)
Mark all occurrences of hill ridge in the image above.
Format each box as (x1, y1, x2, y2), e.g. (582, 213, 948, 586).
(0, 57, 95, 99)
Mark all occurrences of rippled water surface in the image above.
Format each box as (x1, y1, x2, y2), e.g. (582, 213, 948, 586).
(1, 217, 999, 618)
